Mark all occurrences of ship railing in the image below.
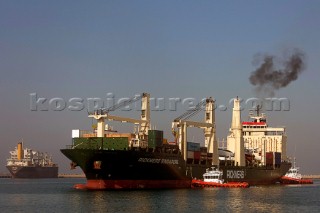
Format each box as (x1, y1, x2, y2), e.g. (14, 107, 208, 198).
(66, 145, 74, 149)
(66, 143, 101, 150)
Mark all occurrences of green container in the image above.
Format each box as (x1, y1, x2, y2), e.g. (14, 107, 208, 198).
(148, 130, 163, 148)
(104, 137, 129, 150)
(73, 137, 129, 150)
(73, 138, 100, 149)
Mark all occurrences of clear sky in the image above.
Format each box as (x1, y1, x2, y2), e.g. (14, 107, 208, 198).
(1, 0, 319, 174)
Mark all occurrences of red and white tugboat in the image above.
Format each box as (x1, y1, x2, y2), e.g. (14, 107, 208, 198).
(280, 158, 313, 184)
(191, 167, 249, 188)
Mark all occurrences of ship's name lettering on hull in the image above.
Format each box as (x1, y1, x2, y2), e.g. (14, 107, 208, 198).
(226, 170, 245, 179)
(138, 158, 178, 165)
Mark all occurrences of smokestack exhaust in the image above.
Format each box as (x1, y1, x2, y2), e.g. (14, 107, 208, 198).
(249, 48, 306, 97)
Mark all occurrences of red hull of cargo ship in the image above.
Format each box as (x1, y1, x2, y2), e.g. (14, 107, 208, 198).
(74, 180, 191, 190)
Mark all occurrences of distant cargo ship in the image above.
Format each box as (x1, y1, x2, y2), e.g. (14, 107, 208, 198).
(61, 93, 290, 189)
(6, 142, 58, 178)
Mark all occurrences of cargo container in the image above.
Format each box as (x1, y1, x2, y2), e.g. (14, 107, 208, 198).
(266, 152, 274, 166)
(274, 152, 281, 165)
(148, 130, 163, 138)
(106, 133, 135, 140)
(104, 137, 129, 150)
(194, 151, 201, 160)
(200, 156, 207, 161)
(148, 130, 163, 148)
(200, 153, 207, 158)
(163, 138, 168, 144)
(187, 151, 194, 159)
(187, 142, 200, 151)
(200, 147, 207, 153)
(73, 137, 129, 150)
(200, 147, 207, 157)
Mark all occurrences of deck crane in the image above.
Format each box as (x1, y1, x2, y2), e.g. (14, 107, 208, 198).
(88, 93, 150, 141)
(172, 97, 219, 166)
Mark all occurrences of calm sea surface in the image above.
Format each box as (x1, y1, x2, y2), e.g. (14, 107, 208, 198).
(0, 178, 319, 213)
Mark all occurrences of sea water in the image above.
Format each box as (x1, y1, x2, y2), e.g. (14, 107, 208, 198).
(0, 178, 319, 213)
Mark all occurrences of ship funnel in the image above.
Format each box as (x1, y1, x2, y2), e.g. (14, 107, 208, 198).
(17, 142, 23, 160)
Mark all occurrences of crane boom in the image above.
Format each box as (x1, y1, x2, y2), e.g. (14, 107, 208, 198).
(104, 94, 143, 113)
(173, 99, 206, 122)
(172, 97, 219, 166)
(89, 93, 150, 139)
(106, 115, 147, 124)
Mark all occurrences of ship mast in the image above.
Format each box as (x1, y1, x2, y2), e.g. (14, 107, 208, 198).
(227, 97, 245, 166)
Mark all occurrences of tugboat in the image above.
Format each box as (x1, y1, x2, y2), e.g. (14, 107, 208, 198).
(191, 167, 249, 188)
(279, 158, 313, 184)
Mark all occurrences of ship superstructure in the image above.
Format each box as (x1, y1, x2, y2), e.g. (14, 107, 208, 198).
(6, 142, 58, 178)
(241, 107, 287, 166)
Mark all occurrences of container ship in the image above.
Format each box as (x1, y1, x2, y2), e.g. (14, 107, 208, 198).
(6, 142, 58, 178)
(61, 93, 291, 189)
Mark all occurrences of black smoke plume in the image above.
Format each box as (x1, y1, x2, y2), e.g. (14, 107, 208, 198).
(249, 48, 306, 96)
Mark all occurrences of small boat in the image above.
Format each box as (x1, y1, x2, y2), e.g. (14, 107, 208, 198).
(191, 167, 249, 188)
(280, 159, 313, 184)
